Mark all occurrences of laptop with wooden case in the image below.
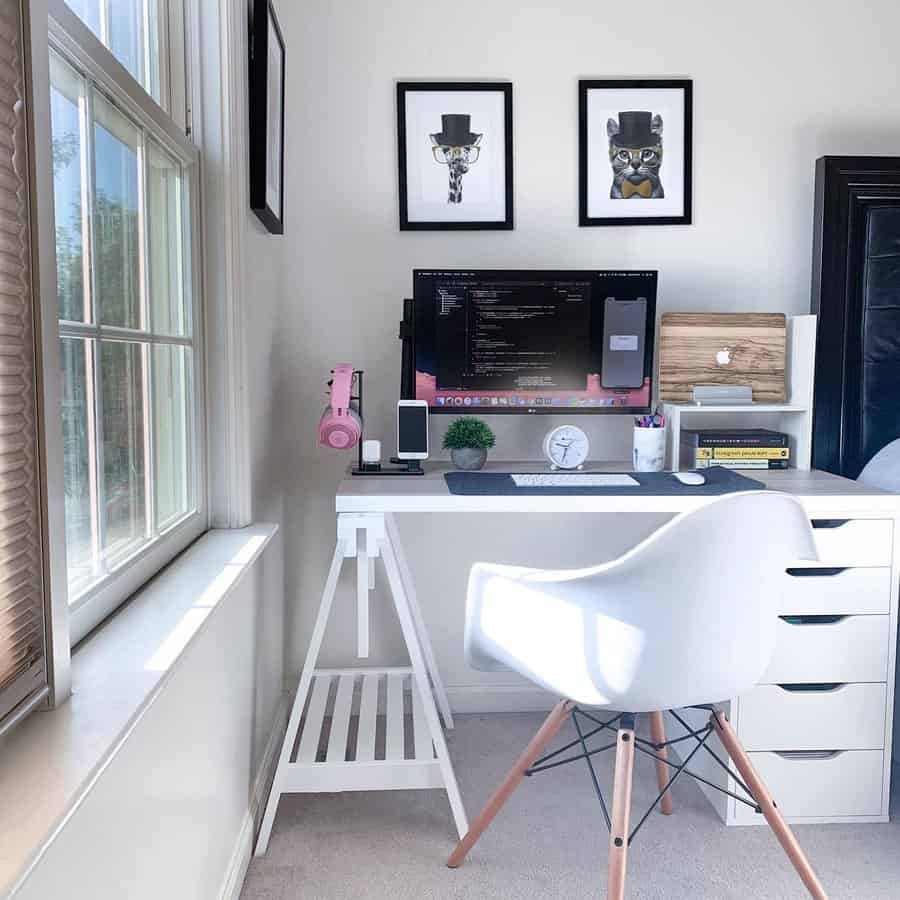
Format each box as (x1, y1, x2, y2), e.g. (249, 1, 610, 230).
(658, 313, 786, 402)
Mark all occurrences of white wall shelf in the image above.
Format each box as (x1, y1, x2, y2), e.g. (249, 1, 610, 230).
(662, 315, 816, 471)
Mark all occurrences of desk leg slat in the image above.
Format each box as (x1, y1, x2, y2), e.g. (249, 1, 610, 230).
(297, 675, 331, 763)
(386, 672, 405, 760)
(326, 674, 355, 762)
(356, 672, 379, 762)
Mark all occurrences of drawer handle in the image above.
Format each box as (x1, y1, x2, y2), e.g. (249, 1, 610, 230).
(785, 567, 847, 577)
(777, 683, 846, 693)
(775, 750, 843, 761)
(779, 615, 848, 626)
(811, 519, 850, 529)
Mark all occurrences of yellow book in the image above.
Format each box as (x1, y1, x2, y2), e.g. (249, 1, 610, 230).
(712, 447, 790, 460)
(699, 458, 771, 469)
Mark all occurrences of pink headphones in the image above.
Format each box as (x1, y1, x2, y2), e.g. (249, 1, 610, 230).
(319, 363, 362, 450)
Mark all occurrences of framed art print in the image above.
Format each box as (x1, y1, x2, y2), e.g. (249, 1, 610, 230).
(579, 79, 692, 227)
(397, 82, 513, 230)
(249, 0, 285, 234)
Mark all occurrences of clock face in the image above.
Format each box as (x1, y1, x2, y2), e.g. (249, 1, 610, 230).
(543, 425, 590, 469)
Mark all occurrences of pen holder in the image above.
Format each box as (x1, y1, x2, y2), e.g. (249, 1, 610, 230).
(633, 426, 666, 472)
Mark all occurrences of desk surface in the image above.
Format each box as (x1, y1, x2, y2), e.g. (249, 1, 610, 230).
(336, 463, 900, 516)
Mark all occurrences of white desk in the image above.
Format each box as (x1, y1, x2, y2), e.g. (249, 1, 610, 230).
(258, 464, 900, 851)
(336, 463, 900, 517)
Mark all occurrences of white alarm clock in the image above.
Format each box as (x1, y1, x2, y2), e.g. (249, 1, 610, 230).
(542, 425, 590, 470)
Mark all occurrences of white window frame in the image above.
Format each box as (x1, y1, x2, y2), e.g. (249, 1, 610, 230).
(47, 0, 207, 644)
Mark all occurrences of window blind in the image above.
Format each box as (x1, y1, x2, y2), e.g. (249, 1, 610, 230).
(0, 0, 48, 726)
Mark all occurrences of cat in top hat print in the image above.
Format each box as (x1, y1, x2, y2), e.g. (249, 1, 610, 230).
(429, 114, 483, 204)
(607, 110, 664, 200)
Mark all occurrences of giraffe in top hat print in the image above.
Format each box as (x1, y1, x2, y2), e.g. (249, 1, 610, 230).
(429, 114, 483, 204)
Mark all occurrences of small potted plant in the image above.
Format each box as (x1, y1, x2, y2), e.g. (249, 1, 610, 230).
(443, 417, 496, 471)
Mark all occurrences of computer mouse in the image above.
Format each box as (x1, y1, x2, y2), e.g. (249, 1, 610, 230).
(673, 471, 706, 486)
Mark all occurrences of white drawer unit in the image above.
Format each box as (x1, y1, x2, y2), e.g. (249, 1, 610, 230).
(810, 518, 893, 567)
(761, 614, 890, 684)
(662, 495, 899, 827)
(737, 683, 887, 751)
(731, 750, 884, 824)
(779, 566, 892, 616)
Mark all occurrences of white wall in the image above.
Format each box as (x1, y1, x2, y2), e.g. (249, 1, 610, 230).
(11, 532, 284, 900)
(243, 0, 289, 528)
(275, 0, 900, 708)
(247, 210, 288, 527)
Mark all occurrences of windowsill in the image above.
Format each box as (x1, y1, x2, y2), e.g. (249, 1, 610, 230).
(0, 523, 278, 899)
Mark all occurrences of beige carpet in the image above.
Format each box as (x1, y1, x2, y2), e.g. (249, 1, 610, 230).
(241, 712, 900, 899)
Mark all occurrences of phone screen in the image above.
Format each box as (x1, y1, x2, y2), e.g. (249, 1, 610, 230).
(398, 405, 428, 454)
(601, 297, 647, 388)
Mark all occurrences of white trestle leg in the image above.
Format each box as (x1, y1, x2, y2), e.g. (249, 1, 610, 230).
(380, 527, 468, 837)
(254, 513, 466, 855)
(385, 513, 454, 728)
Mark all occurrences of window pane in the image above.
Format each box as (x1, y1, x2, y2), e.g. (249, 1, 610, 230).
(152, 345, 191, 528)
(60, 337, 98, 591)
(65, 0, 101, 35)
(101, 340, 148, 563)
(108, 0, 144, 87)
(50, 53, 86, 322)
(147, 140, 186, 335)
(93, 91, 141, 329)
(65, 0, 159, 101)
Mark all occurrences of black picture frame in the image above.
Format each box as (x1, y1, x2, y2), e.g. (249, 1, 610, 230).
(249, 0, 285, 234)
(397, 81, 514, 231)
(579, 79, 692, 227)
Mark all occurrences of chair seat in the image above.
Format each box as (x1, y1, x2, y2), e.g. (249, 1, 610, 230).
(464, 492, 818, 711)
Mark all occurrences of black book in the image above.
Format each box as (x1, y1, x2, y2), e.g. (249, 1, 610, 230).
(682, 428, 789, 447)
(680, 428, 791, 470)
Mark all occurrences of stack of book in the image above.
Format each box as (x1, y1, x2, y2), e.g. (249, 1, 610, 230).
(679, 428, 791, 470)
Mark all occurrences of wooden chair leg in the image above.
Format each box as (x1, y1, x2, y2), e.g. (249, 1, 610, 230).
(710, 711, 828, 900)
(648, 710, 674, 815)
(607, 715, 636, 900)
(447, 699, 574, 868)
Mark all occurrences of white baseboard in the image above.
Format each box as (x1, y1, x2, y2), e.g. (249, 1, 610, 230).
(445, 683, 556, 714)
(249, 693, 290, 823)
(219, 812, 253, 900)
(219, 693, 290, 900)
(272, 679, 556, 718)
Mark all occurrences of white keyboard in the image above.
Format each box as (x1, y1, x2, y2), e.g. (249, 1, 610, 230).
(510, 473, 640, 488)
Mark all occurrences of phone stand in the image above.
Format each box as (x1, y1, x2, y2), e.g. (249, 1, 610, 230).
(391, 458, 425, 474)
(351, 459, 424, 477)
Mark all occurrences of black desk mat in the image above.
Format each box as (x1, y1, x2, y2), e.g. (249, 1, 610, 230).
(444, 466, 766, 496)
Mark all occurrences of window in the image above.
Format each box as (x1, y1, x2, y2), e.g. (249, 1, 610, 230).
(48, 1, 205, 642)
(64, 0, 163, 103)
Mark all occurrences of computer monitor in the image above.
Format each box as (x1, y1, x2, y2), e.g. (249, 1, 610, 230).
(410, 269, 657, 414)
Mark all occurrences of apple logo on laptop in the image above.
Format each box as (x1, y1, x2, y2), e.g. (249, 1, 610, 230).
(716, 347, 732, 366)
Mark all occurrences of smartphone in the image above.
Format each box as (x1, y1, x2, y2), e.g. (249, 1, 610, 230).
(397, 400, 429, 460)
(601, 297, 647, 389)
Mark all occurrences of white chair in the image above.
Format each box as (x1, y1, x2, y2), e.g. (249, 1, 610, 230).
(858, 438, 900, 492)
(447, 491, 828, 900)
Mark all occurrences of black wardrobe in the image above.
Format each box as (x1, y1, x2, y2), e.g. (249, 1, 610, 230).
(811, 157, 900, 478)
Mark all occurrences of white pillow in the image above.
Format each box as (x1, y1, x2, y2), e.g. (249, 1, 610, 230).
(858, 439, 900, 492)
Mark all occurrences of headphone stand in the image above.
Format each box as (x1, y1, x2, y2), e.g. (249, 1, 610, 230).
(349, 370, 425, 476)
